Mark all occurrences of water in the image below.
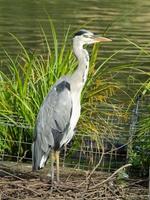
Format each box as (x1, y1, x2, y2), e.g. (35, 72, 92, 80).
(0, 0, 150, 67)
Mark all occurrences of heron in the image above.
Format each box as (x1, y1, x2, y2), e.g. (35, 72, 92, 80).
(32, 29, 111, 182)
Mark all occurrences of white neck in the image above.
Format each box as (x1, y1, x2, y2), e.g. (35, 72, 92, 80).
(71, 39, 89, 87)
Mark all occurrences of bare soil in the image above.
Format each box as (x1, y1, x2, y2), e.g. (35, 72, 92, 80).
(0, 162, 148, 200)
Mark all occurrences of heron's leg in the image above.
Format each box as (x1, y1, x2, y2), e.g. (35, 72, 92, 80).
(51, 150, 55, 183)
(56, 151, 60, 182)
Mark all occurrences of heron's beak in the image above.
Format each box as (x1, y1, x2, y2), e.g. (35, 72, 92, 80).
(92, 35, 112, 43)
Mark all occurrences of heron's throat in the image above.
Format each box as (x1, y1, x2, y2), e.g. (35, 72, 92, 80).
(73, 42, 89, 86)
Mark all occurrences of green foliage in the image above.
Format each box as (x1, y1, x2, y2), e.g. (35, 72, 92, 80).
(0, 21, 127, 157)
(130, 102, 150, 176)
(129, 130, 150, 176)
(0, 22, 76, 155)
(126, 40, 150, 176)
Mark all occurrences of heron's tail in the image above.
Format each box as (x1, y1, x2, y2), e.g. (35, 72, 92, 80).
(32, 141, 40, 171)
(32, 141, 49, 171)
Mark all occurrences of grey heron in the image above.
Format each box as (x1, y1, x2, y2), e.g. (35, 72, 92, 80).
(32, 29, 111, 182)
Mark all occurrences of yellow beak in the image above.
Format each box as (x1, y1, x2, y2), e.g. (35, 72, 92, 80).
(93, 36, 112, 43)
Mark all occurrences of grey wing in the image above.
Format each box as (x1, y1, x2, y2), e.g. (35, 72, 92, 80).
(32, 79, 72, 170)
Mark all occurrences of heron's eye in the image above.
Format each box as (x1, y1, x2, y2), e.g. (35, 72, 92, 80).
(84, 34, 93, 38)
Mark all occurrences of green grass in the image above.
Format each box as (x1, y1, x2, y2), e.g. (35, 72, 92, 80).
(123, 39, 150, 176)
(0, 21, 141, 158)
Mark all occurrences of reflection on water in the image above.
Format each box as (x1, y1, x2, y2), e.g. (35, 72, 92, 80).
(0, 0, 150, 66)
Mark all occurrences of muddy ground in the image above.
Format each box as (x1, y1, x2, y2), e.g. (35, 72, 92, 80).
(0, 162, 148, 200)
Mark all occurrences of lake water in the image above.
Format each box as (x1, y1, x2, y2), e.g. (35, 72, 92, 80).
(0, 0, 150, 67)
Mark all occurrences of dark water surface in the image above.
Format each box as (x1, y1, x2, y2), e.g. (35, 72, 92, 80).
(0, 0, 150, 66)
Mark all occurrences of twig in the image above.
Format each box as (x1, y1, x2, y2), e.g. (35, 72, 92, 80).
(1, 192, 17, 200)
(51, 184, 68, 199)
(56, 183, 80, 192)
(18, 150, 29, 163)
(78, 141, 132, 189)
(65, 164, 79, 182)
(126, 178, 148, 187)
(78, 147, 105, 188)
(0, 150, 28, 169)
(90, 163, 132, 190)
(0, 169, 41, 197)
(87, 147, 105, 180)
(9, 182, 41, 196)
(0, 169, 24, 181)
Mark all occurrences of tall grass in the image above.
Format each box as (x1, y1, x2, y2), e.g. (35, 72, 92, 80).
(123, 40, 150, 175)
(0, 22, 129, 156)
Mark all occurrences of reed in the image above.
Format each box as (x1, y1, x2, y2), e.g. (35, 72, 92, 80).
(0, 22, 129, 156)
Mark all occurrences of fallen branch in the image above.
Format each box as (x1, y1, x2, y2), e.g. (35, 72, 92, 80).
(89, 163, 132, 190)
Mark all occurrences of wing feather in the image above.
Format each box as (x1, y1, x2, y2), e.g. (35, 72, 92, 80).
(34, 79, 72, 153)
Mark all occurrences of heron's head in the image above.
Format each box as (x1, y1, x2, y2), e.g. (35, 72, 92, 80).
(73, 29, 112, 46)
